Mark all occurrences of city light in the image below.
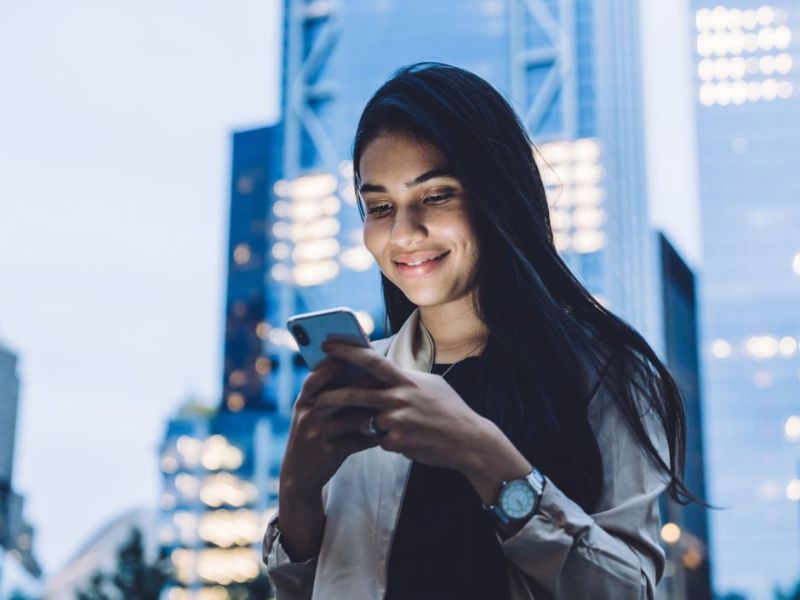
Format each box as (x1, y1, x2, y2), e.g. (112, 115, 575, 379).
(711, 338, 732, 358)
(786, 479, 800, 501)
(339, 245, 375, 270)
(784, 415, 800, 442)
(695, 5, 793, 105)
(661, 522, 682, 544)
(779, 336, 798, 356)
(226, 392, 244, 412)
(232, 243, 251, 266)
(535, 138, 607, 254)
(355, 310, 375, 335)
(753, 369, 773, 388)
(745, 335, 779, 359)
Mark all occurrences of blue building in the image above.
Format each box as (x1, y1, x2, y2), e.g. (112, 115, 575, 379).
(157, 400, 285, 597)
(658, 232, 713, 599)
(690, 2, 800, 598)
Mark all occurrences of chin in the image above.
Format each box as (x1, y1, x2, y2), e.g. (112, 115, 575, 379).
(396, 286, 457, 308)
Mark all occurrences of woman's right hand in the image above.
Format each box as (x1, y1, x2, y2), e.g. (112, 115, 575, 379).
(279, 356, 381, 502)
(275, 357, 381, 562)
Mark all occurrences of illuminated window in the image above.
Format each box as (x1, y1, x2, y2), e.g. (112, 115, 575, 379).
(746, 335, 778, 359)
(255, 322, 271, 340)
(255, 357, 272, 375)
(787, 479, 800, 501)
(779, 336, 798, 356)
(753, 369, 773, 387)
(233, 244, 251, 266)
(237, 176, 254, 195)
(354, 310, 375, 335)
(660, 523, 681, 544)
(536, 138, 607, 255)
(785, 416, 800, 442)
(710, 339, 732, 358)
(226, 392, 245, 412)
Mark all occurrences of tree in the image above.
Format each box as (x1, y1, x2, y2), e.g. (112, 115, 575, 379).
(76, 572, 111, 600)
(76, 527, 170, 600)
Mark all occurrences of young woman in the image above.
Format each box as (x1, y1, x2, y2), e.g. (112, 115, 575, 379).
(263, 62, 695, 599)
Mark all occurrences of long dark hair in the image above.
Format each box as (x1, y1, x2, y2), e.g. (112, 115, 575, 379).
(351, 62, 697, 511)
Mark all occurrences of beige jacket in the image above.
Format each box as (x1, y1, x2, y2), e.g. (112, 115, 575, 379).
(263, 309, 669, 599)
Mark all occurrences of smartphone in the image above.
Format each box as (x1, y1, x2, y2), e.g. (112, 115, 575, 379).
(287, 307, 374, 393)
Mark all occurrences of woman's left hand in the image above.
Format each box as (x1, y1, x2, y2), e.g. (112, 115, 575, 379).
(314, 340, 496, 472)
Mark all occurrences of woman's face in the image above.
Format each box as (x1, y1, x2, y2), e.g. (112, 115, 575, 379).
(359, 131, 480, 309)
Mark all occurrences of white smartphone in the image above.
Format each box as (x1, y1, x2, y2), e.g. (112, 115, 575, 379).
(287, 307, 374, 392)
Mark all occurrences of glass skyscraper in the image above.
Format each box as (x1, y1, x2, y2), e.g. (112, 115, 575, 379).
(659, 232, 713, 599)
(691, 2, 800, 598)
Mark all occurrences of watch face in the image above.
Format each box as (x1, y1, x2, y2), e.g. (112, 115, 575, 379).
(499, 480, 536, 519)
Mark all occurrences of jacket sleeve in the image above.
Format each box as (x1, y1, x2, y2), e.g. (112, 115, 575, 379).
(497, 376, 670, 599)
(262, 482, 330, 600)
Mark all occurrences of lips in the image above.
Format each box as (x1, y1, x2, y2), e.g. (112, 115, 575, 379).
(392, 251, 449, 266)
(393, 251, 450, 278)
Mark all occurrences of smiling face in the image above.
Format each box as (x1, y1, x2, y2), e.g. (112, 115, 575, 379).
(358, 130, 480, 310)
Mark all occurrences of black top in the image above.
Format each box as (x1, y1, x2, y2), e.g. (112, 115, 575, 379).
(384, 356, 512, 600)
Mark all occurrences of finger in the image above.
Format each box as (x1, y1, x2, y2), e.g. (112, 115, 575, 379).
(321, 341, 408, 387)
(316, 386, 396, 410)
(332, 431, 381, 455)
(297, 358, 346, 405)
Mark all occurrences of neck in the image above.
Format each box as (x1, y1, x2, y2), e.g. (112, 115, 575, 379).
(418, 294, 488, 363)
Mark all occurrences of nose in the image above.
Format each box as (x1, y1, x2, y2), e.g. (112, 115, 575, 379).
(389, 205, 427, 247)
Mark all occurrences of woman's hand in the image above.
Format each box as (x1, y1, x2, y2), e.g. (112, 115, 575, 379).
(280, 357, 382, 500)
(315, 340, 495, 473)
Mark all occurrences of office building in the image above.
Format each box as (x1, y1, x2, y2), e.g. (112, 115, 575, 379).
(690, 2, 800, 597)
(0, 341, 41, 591)
(657, 232, 713, 600)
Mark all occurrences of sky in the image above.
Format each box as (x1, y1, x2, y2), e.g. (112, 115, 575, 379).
(0, 0, 281, 573)
(0, 0, 700, 578)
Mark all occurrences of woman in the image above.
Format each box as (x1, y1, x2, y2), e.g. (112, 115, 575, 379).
(263, 62, 695, 599)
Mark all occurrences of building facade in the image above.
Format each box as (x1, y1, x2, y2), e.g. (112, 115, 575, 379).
(690, 2, 800, 597)
(658, 232, 713, 600)
(0, 341, 41, 592)
(158, 400, 285, 598)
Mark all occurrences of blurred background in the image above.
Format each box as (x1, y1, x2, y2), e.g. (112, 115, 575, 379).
(0, 0, 798, 598)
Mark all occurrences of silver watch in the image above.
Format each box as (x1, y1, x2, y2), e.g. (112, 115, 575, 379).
(482, 467, 546, 525)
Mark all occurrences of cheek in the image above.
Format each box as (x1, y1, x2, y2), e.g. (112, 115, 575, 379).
(362, 221, 385, 261)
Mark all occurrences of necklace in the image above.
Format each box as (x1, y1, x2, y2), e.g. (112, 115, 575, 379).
(438, 340, 485, 378)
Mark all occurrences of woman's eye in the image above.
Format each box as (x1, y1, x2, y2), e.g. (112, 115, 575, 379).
(366, 203, 391, 216)
(424, 192, 454, 204)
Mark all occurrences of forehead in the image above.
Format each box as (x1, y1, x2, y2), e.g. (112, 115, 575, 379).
(359, 131, 448, 181)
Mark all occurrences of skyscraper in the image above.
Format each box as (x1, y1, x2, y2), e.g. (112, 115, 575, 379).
(157, 399, 282, 597)
(658, 232, 713, 599)
(0, 341, 20, 486)
(690, 2, 800, 597)
(0, 341, 41, 590)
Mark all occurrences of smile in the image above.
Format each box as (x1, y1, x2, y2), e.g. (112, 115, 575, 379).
(393, 251, 450, 278)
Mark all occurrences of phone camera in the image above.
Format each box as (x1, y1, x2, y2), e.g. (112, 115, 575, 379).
(291, 324, 310, 346)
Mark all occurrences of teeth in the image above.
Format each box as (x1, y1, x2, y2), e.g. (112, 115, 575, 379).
(403, 254, 443, 266)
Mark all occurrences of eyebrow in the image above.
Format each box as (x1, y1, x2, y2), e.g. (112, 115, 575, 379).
(358, 167, 457, 194)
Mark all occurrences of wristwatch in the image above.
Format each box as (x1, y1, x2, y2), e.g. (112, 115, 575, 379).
(482, 467, 546, 525)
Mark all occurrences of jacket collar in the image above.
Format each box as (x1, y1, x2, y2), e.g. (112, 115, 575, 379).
(385, 308, 435, 373)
